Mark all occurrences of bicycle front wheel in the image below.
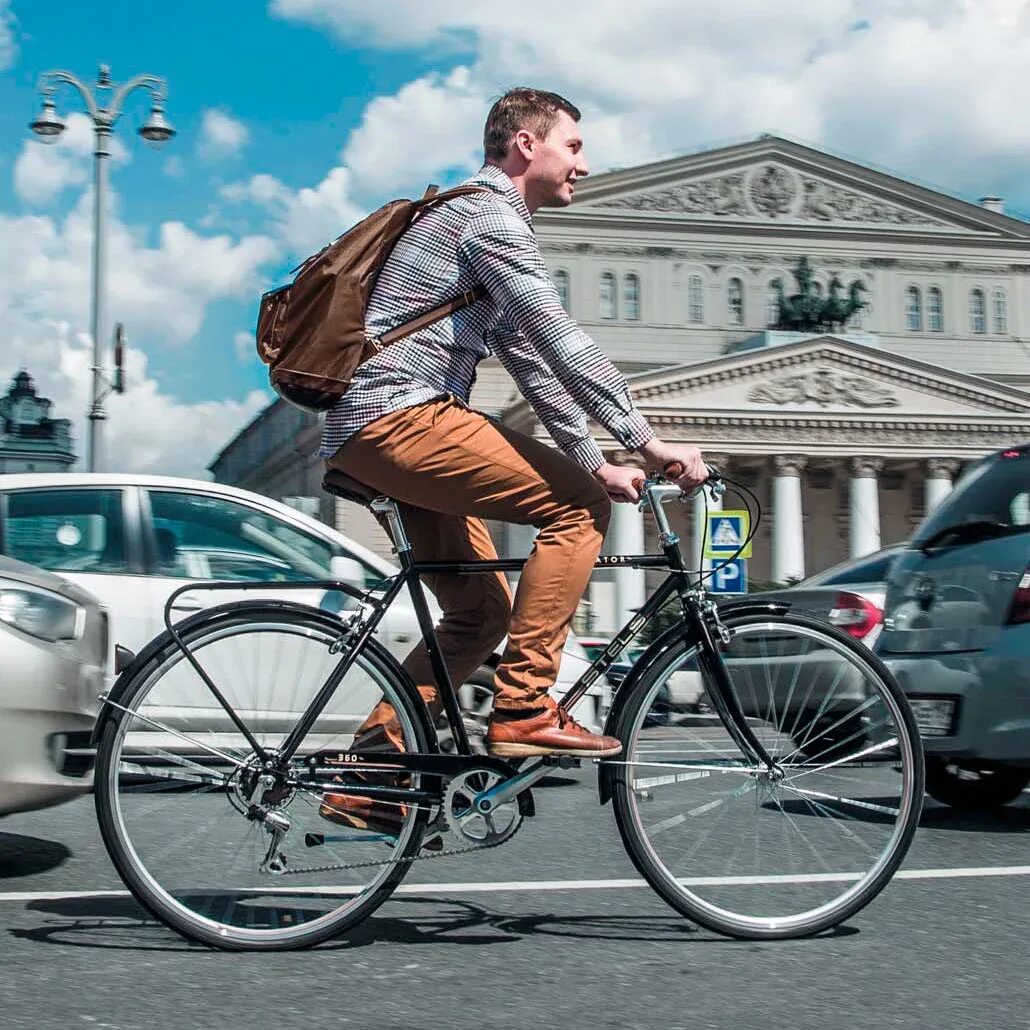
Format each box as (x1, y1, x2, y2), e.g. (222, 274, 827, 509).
(610, 609, 924, 939)
(95, 600, 436, 950)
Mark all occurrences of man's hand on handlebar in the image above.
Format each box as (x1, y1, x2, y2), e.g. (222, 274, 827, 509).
(639, 439, 708, 492)
(592, 462, 646, 503)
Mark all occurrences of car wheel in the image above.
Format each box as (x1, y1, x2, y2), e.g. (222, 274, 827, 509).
(924, 759, 1030, 809)
(437, 666, 495, 755)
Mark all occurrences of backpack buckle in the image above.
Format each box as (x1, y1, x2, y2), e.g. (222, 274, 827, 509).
(363, 332, 384, 354)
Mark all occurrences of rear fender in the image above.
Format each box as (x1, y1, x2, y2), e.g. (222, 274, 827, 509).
(597, 599, 788, 804)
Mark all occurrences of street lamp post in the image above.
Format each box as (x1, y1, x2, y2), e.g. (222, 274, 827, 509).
(29, 64, 175, 472)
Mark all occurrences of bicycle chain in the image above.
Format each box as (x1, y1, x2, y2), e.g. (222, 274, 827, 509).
(275, 812, 522, 876)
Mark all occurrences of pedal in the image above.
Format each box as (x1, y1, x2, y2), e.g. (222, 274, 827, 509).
(542, 755, 581, 770)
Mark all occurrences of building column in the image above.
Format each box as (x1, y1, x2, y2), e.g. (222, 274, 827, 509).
(849, 456, 883, 557)
(691, 452, 730, 573)
(772, 454, 807, 583)
(924, 458, 961, 515)
(611, 493, 647, 628)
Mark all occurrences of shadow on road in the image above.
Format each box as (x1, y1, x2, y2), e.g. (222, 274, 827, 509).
(0, 832, 71, 878)
(9, 893, 856, 952)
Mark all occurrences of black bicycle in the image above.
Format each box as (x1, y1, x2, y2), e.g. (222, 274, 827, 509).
(93, 469, 924, 950)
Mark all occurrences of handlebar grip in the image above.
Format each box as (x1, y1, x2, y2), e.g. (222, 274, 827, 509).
(662, 460, 685, 479)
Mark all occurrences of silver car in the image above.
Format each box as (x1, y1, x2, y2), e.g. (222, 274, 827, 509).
(879, 442, 1030, 808)
(0, 555, 107, 815)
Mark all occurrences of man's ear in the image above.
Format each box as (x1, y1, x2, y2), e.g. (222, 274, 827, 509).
(512, 129, 536, 161)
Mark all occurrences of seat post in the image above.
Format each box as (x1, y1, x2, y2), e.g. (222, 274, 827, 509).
(370, 497, 411, 557)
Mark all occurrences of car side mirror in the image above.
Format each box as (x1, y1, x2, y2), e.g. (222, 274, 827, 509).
(329, 555, 367, 589)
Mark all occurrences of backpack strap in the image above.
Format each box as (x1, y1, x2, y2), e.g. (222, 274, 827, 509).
(376, 285, 487, 348)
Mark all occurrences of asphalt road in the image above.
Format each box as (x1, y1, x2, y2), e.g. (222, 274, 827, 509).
(1, 768, 1029, 1030)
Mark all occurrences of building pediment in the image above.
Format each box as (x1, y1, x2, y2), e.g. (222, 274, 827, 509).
(629, 336, 1030, 418)
(561, 137, 1029, 240)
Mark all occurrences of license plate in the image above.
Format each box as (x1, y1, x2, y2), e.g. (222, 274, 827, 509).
(910, 698, 956, 737)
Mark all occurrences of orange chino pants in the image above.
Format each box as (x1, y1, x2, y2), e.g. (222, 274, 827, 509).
(325, 396, 612, 738)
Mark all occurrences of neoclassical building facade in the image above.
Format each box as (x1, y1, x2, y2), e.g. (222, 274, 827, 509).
(211, 136, 1030, 634)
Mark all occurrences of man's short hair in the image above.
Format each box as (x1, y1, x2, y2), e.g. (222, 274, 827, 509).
(483, 88, 581, 161)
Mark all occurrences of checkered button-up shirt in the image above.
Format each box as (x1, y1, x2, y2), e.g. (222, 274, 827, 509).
(319, 164, 655, 470)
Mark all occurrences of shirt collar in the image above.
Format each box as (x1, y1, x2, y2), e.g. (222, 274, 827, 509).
(466, 164, 533, 229)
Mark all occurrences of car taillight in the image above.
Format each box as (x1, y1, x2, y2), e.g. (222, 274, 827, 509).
(828, 591, 883, 639)
(1006, 570, 1030, 626)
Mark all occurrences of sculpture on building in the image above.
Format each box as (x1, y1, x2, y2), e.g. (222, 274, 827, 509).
(771, 257, 867, 332)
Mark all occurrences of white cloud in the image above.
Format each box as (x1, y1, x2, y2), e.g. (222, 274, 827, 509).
(0, 0, 16, 71)
(15, 113, 130, 206)
(233, 330, 254, 361)
(163, 155, 185, 178)
(341, 66, 485, 195)
(198, 109, 249, 160)
(221, 166, 364, 254)
(0, 194, 278, 476)
(270, 0, 1030, 206)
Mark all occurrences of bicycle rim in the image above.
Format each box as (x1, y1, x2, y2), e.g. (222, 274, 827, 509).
(612, 612, 923, 938)
(96, 604, 431, 949)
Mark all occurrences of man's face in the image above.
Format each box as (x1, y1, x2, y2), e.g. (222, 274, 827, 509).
(521, 110, 589, 209)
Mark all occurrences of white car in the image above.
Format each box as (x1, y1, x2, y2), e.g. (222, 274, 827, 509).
(0, 473, 608, 737)
(0, 555, 107, 815)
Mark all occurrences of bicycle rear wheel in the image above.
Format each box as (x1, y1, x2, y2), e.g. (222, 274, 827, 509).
(95, 600, 435, 950)
(610, 609, 924, 939)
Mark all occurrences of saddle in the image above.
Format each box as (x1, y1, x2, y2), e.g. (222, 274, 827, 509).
(322, 468, 381, 509)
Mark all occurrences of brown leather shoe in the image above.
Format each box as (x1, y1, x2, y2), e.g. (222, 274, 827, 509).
(486, 697, 622, 757)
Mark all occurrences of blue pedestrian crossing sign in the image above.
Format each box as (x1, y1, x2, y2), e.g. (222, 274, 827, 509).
(706, 559, 748, 594)
(703, 509, 751, 559)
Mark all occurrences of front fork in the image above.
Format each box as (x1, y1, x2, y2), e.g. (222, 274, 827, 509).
(691, 597, 778, 773)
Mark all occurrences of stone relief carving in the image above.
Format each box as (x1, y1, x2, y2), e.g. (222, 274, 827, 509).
(592, 166, 953, 227)
(747, 369, 901, 408)
(748, 164, 798, 218)
(799, 178, 948, 227)
(596, 173, 749, 216)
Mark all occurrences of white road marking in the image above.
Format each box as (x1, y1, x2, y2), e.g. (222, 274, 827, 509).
(2, 865, 1029, 903)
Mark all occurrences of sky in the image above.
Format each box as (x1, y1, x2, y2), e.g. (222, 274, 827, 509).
(1, 0, 1029, 478)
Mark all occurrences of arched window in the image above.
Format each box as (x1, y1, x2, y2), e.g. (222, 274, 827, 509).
(993, 288, 1008, 334)
(727, 277, 744, 325)
(905, 286, 922, 332)
(766, 279, 781, 327)
(623, 273, 640, 320)
(554, 270, 570, 313)
(599, 272, 617, 320)
(927, 287, 943, 332)
(970, 289, 986, 334)
(687, 275, 704, 323)
(848, 290, 872, 330)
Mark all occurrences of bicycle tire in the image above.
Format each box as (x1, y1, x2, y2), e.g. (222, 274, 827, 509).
(609, 609, 924, 940)
(95, 599, 436, 950)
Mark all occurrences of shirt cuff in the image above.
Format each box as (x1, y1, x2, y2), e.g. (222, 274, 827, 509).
(613, 410, 656, 451)
(564, 436, 606, 472)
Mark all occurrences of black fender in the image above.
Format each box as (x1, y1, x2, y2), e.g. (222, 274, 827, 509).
(597, 599, 789, 804)
(90, 591, 433, 749)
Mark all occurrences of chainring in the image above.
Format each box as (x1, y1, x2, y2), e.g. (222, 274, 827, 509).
(444, 766, 523, 846)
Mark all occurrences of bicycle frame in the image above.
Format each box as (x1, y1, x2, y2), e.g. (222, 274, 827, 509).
(138, 477, 778, 775)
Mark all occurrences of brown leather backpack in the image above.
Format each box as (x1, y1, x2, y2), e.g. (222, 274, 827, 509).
(255, 184, 487, 412)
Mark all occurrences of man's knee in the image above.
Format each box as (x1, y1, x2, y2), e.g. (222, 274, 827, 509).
(478, 583, 513, 648)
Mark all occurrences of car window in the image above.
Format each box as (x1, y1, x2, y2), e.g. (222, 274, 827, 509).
(915, 450, 1030, 544)
(0, 488, 129, 574)
(147, 490, 341, 582)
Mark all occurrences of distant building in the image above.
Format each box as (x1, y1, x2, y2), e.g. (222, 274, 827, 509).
(0, 371, 75, 473)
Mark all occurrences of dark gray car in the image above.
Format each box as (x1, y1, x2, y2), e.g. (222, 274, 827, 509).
(878, 442, 1030, 808)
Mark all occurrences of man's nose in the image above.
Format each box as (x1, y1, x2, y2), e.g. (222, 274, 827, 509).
(576, 154, 590, 178)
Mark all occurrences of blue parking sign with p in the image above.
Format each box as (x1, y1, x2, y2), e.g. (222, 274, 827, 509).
(707, 559, 747, 594)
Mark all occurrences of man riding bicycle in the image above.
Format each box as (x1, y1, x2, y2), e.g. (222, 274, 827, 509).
(320, 87, 707, 832)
